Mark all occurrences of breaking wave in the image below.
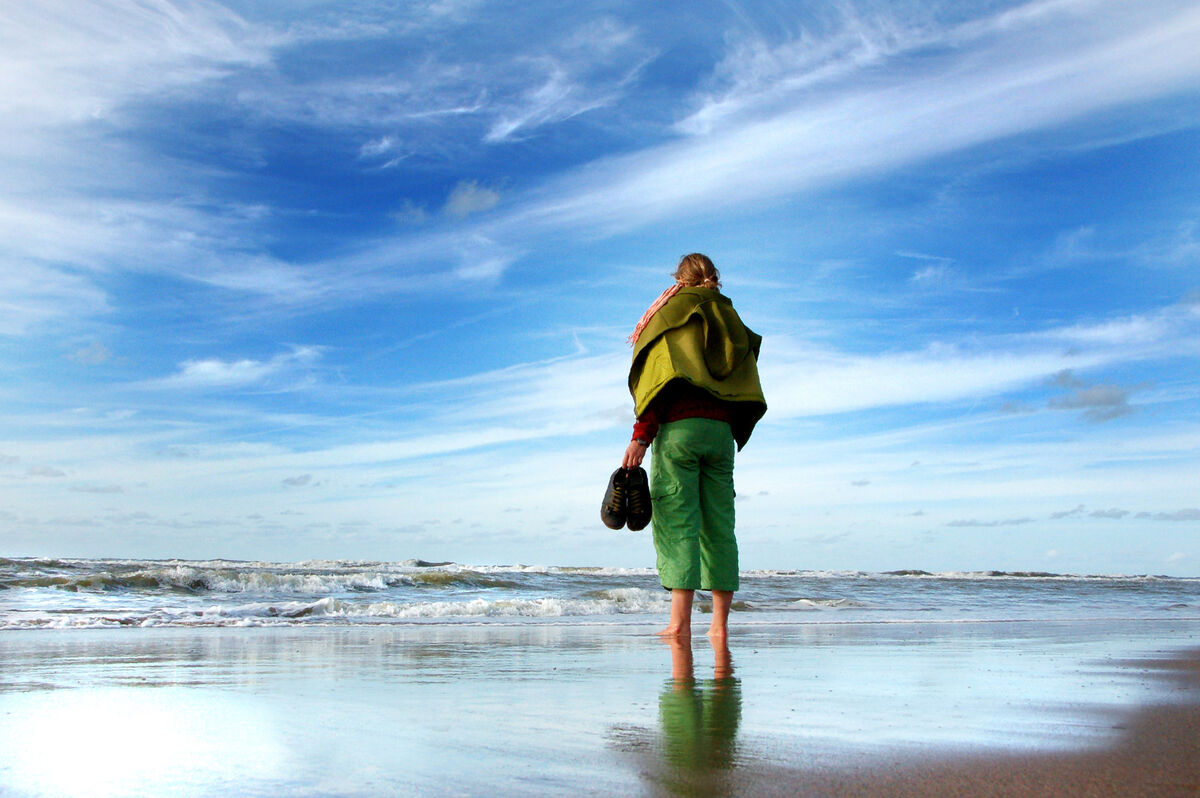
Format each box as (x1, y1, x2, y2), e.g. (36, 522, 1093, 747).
(0, 561, 524, 594)
(4, 557, 1197, 630)
(3, 588, 674, 629)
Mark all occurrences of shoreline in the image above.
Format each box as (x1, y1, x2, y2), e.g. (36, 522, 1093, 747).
(1, 620, 1198, 796)
(694, 646, 1200, 797)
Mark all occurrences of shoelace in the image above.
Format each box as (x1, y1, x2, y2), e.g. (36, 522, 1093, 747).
(627, 485, 649, 519)
(605, 473, 627, 514)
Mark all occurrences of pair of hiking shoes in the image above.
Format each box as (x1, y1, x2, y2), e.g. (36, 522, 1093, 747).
(601, 466, 651, 531)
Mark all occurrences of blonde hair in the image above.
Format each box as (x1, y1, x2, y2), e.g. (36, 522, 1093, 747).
(674, 253, 721, 290)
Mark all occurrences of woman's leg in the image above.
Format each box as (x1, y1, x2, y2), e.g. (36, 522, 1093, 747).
(697, 421, 738, 582)
(708, 590, 733, 638)
(658, 588, 695, 637)
(651, 422, 703, 591)
(695, 419, 737, 636)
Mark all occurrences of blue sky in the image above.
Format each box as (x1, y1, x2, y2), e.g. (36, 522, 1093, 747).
(1, 0, 1198, 574)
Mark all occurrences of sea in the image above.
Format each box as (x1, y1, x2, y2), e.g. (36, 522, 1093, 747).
(3, 557, 1198, 630)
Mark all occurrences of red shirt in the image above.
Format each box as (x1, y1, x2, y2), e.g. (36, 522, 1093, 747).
(632, 381, 734, 444)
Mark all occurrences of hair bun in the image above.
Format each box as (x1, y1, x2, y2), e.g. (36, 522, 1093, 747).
(674, 253, 721, 290)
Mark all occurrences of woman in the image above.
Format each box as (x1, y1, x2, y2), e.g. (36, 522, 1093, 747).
(622, 254, 766, 638)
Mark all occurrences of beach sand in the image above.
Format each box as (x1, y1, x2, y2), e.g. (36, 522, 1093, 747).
(636, 641, 1200, 797)
(0, 619, 1197, 796)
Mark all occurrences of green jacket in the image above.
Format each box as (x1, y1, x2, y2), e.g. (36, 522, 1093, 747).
(628, 287, 767, 450)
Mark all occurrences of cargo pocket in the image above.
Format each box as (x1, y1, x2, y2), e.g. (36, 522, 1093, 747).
(650, 482, 681, 503)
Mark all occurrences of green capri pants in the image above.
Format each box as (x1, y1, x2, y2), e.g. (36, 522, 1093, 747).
(650, 417, 739, 592)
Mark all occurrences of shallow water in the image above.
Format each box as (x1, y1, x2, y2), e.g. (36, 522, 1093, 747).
(1, 619, 1197, 796)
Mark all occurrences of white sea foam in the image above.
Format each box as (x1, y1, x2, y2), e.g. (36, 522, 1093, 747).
(789, 598, 869, 610)
(308, 588, 672, 620)
(5, 557, 1197, 630)
(134, 565, 394, 594)
(2, 561, 531, 594)
(0, 588, 674, 629)
(5, 557, 1192, 583)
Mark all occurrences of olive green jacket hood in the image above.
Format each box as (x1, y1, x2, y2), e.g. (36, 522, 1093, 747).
(628, 287, 767, 450)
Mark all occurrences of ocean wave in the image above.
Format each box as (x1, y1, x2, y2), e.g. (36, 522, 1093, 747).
(4, 557, 1194, 586)
(787, 597, 870, 610)
(1, 588, 675, 629)
(0, 561, 533, 594)
(876, 569, 1187, 582)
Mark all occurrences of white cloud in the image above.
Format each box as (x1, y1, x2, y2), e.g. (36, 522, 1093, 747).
(1051, 504, 1086, 519)
(170, 359, 277, 388)
(391, 200, 430, 225)
(479, 1, 1200, 237)
(0, 0, 271, 129)
(1042, 316, 1170, 346)
(153, 346, 322, 390)
(0, 261, 109, 335)
(483, 62, 629, 143)
(116, 299, 1198, 473)
(1138, 508, 1200, 522)
(443, 181, 501, 218)
(69, 483, 124, 494)
(359, 136, 399, 158)
(26, 466, 66, 478)
(909, 265, 957, 289)
(214, 0, 1200, 300)
(69, 342, 112, 366)
(947, 517, 1036, 527)
(453, 256, 513, 280)
(1089, 507, 1130, 519)
(7, 0, 1200, 325)
(676, 4, 924, 136)
(483, 18, 650, 142)
(1050, 384, 1133, 421)
(0, 194, 328, 332)
(231, 16, 649, 149)
(762, 344, 1094, 419)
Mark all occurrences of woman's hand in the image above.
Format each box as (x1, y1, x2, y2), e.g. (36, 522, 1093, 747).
(623, 440, 648, 469)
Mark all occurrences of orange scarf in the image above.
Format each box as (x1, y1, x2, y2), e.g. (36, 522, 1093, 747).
(627, 284, 682, 345)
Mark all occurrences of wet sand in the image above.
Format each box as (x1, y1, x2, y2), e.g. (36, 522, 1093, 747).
(638, 642, 1200, 797)
(0, 619, 1197, 796)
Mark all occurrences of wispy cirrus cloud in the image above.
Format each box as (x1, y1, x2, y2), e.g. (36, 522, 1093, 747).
(474, 0, 1200, 237)
(0, 261, 110, 335)
(289, 0, 1200, 298)
(234, 298, 1198, 465)
(483, 18, 652, 142)
(235, 16, 651, 147)
(675, 4, 925, 136)
(7, 0, 1200, 331)
(764, 298, 1200, 421)
(0, 4, 660, 328)
(0, 0, 270, 130)
(1, 1, 1198, 572)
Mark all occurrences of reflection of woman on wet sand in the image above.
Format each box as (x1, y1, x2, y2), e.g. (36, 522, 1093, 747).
(655, 637, 742, 794)
(604, 638, 742, 796)
(622, 254, 767, 638)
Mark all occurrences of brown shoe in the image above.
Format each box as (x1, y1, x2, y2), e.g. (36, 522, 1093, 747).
(625, 467, 651, 531)
(601, 468, 629, 529)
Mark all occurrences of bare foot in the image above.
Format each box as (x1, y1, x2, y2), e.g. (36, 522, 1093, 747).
(656, 625, 691, 638)
(706, 626, 727, 639)
(659, 589, 695, 638)
(710, 635, 732, 680)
